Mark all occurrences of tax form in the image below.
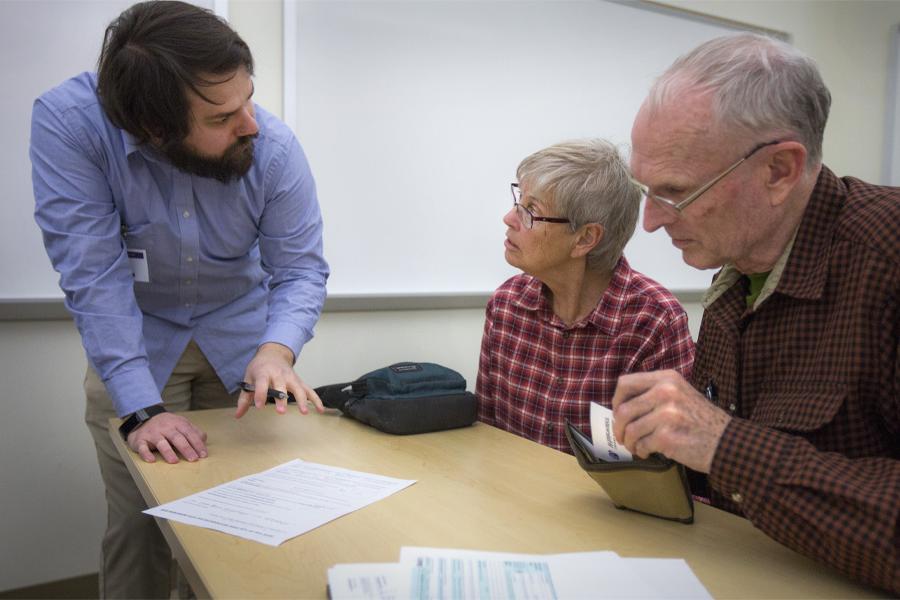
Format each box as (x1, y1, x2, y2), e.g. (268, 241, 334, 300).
(328, 547, 711, 600)
(144, 459, 415, 546)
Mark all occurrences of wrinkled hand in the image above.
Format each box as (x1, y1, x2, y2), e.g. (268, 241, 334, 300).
(127, 412, 208, 464)
(235, 342, 324, 418)
(611, 370, 731, 473)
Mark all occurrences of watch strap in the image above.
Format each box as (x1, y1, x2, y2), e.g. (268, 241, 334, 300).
(119, 404, 167, 441)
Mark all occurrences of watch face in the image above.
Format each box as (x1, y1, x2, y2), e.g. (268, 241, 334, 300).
(136, 409, 150, 421)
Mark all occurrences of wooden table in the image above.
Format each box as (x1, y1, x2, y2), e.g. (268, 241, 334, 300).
(110, 408, 883, 599)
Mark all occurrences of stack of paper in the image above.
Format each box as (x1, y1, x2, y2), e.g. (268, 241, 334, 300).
(328, 547, 711, 600)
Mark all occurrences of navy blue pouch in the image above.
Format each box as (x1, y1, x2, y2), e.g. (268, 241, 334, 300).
(314, 362, 477, 435)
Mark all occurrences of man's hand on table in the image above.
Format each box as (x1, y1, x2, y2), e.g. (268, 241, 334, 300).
(127, 412, 208, 464)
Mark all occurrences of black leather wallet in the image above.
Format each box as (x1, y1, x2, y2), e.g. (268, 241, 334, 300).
(566, 421, 694, 524)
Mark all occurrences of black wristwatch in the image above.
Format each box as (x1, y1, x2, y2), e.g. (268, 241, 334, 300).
(119, 405, 167, 440)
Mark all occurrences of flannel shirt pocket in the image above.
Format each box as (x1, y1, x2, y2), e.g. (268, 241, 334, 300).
(751, 381, 846, 432)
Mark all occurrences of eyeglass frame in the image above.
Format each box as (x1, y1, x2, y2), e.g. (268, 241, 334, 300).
(631, 139, 783, 213)
(510, 182, 571, 229)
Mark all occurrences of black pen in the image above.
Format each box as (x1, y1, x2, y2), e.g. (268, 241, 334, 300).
(239, 381, 296, 403)
(704, 378, 718, 403)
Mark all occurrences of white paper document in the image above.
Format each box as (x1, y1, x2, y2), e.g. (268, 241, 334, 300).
(590, 401, 633, 462)
(329, 547, 711, 600)
(327, 563, 405, 600)
(144, 459, 416, 546)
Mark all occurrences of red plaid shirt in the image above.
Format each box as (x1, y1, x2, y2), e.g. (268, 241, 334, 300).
(476, 256, 695, 452)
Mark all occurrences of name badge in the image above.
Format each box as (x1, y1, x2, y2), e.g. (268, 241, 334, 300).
(127, 249, 150, 283)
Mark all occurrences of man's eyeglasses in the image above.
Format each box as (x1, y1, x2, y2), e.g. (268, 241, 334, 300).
(510, 183, 571, 229)
(631, 140, 782, 213)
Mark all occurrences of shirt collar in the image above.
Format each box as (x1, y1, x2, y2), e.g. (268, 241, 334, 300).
(122, 129, 143, 157)
(511, 256, 634, 335)
(702, 230, 797, 310)
(702, 165, 843, 309)
(774, 165, 843, 301)
(122, 130, 170, 167)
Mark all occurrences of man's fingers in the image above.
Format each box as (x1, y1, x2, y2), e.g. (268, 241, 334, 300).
(285, 377, 310, 415)
(155, 438, 179, 464)
(631, 434, 656, 460)
(270, 376, 288, 414)
(612, 392, 655, 442)
(169, 431, 199, 462)
(304, 383, 325, 413)
(180, 426, 208, 458)
(612, 370, 677, 410)
(253, 377, 268, 409)
(235, 391, 253, 418)
(137, 440, 155, 463)
(619, 407, 660, 455)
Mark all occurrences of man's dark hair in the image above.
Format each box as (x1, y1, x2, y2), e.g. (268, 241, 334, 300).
(96, 0, 254, 145)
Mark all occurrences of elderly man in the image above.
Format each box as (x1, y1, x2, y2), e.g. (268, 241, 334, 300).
(615, 34, 898, 593)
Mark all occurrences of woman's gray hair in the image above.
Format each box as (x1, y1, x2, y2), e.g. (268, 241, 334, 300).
(648, 33, 831, 166)
(516, 139, 639, 274)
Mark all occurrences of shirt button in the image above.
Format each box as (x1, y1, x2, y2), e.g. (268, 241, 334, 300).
(562, 331, 569, 339)
(546, 423, 554, 431)
(728, 403, 737, 412)
(731, 492, 743, 504)
(184, 303, 192, 308)
(185, 279, 192, 285)
(186, 256, 193, 263)
(182, 210, 191, 218)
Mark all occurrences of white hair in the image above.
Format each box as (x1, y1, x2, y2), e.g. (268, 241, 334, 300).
(517, 139, 640, 273)
(648, 33, 831, 166)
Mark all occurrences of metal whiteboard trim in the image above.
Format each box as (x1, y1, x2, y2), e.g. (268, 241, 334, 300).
(617, 1, 790, 41)
(0, 290, 705, 320)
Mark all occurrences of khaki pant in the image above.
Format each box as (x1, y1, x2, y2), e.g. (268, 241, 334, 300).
(84, 340, 238, 599)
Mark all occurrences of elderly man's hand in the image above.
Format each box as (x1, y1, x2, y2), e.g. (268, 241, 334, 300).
(235, 342, 324, 418)
(611, 370, 731, 473)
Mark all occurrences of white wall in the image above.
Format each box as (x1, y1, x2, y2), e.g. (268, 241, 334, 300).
(2, 0, 898, 591)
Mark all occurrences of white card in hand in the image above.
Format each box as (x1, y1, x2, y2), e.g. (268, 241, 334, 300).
(590, 402, 633, 462)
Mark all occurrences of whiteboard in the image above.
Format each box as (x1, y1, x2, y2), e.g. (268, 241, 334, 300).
(1, 0, 213, 302)
(285, 0, 770, 296)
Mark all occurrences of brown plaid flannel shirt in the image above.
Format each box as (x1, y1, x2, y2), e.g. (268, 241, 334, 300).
(690, 166, 899, 594)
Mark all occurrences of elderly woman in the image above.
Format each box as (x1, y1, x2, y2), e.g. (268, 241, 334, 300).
(476, 139, 694, 453)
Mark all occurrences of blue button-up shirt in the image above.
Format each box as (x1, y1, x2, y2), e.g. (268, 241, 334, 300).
(31, 72, 329, 416)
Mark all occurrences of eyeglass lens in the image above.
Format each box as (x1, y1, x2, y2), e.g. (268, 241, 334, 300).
(515, 203, 533, 228)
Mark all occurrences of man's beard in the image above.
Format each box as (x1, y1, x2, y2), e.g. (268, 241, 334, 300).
(160, 134, 257, 183)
